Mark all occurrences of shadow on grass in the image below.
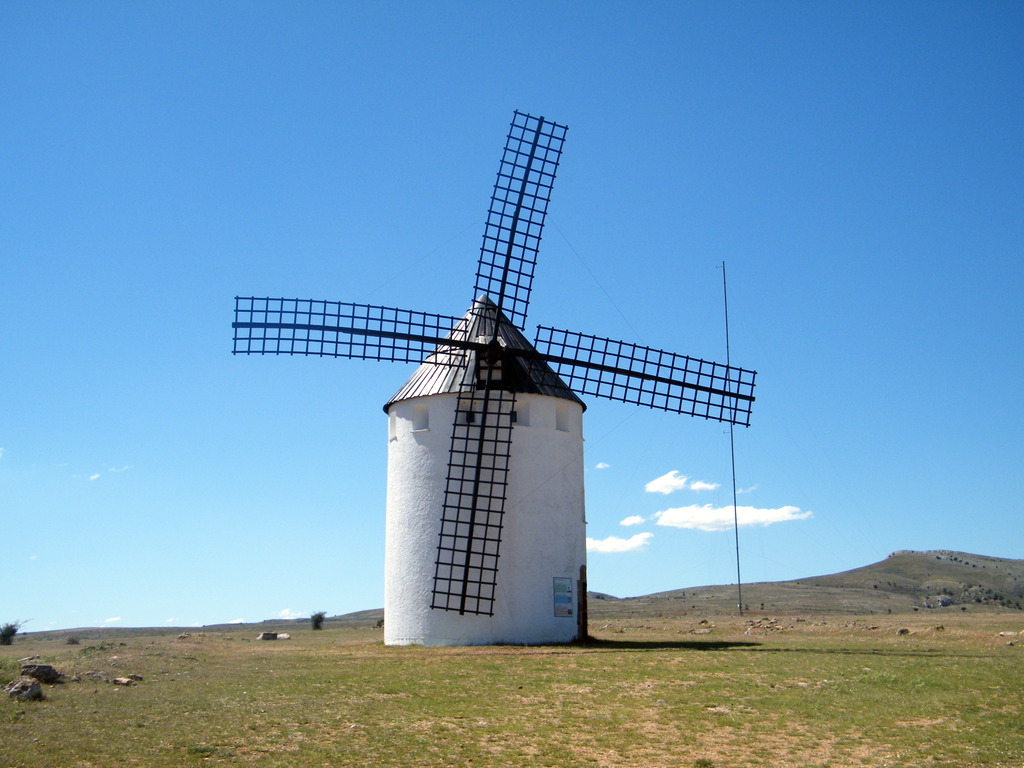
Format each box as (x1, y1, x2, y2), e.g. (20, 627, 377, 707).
(575, 639, 1003, 660)
(580, 638, 762, 651)
(748, 645, 1002, 660)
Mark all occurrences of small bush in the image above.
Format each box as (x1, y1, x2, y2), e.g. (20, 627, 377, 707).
(66, 635, 81, 645)
(0, 621, 23, 645)
(311, 611, 327, 631)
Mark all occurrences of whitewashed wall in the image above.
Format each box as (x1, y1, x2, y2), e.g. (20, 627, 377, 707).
(384, 392, 586, 646)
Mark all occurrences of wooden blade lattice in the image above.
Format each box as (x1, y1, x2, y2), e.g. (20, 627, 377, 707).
(474, 111, 567, 330)
(534, 326, 756, 426)
(232, 297, 461, 363)
(432, 384, 516, 616)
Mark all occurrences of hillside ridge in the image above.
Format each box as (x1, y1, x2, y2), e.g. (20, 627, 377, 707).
(587, 549, 1024, 618)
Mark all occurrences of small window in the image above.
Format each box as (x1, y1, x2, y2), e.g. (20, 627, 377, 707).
(412, 403, 429, 431)
(515, 400, 530, 426)
(388, 410, 398, 441)
(555, 402, 570, 432)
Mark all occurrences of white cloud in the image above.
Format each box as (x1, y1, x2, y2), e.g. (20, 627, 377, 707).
(586, 532, 653, 553)
(738, 484, 759, 494)
(688, 480, 720, 492)
(595, 462, 610, 470)
(654, 504, 812, 532)
(108, 465, 132, 473)
(89, 473, 101, 481)
(644, 470, 688, 495)
(0, 447, 4, 459)
(228, 618, 245, 624)
(619, 515, 647, 527)
(277, 608, 303, 620)
(104, 617, 121, 624)
(29, 554, 38, 561)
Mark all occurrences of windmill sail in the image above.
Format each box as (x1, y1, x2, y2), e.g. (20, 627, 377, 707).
(535, 326, 756, 426)
(233, 297, 462, 364)
(432, 383, 515, 616)
(475, 111, 567, 330)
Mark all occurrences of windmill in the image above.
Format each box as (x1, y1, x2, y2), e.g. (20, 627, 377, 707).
(232, 111, 756, 646)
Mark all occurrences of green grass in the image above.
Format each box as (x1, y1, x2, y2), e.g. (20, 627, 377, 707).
(2, 614, 1022, 767)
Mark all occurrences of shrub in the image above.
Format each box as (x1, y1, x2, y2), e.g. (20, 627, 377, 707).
(311, 611, 327, 630)
(0, 621, 24, 645)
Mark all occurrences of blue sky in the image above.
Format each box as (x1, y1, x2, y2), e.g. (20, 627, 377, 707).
(3, 2, 1021, 630)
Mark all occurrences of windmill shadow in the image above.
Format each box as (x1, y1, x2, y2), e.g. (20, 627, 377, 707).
(580, 638, 762, 652)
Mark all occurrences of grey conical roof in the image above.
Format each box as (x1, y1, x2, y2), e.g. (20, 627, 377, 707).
(384, 296, 585, 411)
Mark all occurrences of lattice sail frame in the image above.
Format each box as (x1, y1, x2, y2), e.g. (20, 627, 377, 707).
(535, 326, 756, 427)
(432, 382, 516, 616)
(428, 301, 516, 616)
(474, 111, 567, 330)
(233, 297, 461, 364)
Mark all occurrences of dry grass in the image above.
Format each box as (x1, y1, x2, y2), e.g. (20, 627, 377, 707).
(2, 613, 1022, 767)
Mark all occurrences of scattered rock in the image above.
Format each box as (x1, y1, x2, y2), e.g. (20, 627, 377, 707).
(744, 617, 784, 634)
(177, 633, 191, 639)
(257, 632, 278, 640)
(997, 631, 1017, 638)
(277, 633, 291, 640)
(18, 656, 40, 663)
(112, 677, 136, 686)
(21, 664, 63, 684)
(128, 674, 143, 682)
(7, 677, 44, 701)
(896, 628, 911, 636)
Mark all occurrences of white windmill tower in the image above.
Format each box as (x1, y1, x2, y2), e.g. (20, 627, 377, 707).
(232, 111, 756, 646)
(383, 296, 587, 645)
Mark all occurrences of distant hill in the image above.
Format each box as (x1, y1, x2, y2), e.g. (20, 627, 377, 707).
(19, 551, 1022, 640)
(587, 550, 1024, 618)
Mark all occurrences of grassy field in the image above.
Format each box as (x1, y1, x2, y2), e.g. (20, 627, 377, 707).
(2, 613, 1022, 767)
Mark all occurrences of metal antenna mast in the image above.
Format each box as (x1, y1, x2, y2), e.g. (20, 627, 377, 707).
(721, 261, 743, 616)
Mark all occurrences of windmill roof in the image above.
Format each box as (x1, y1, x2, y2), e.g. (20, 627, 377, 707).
(384, 296, 585, 411)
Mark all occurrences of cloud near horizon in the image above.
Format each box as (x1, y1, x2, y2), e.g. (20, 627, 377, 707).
(654, 504, 812, 532)
(688, 480, 721, 491)
(277, 608, 303, 620)
(644, 470, 720, 495)
(586, 532, 653, 553)
(644, 470, 688, 494)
